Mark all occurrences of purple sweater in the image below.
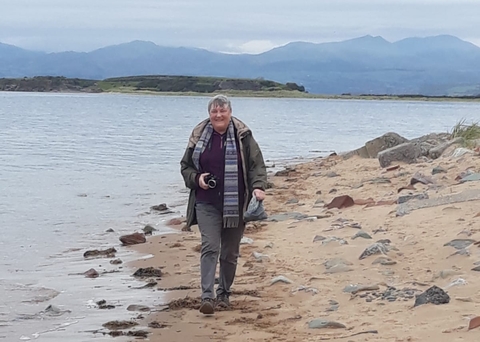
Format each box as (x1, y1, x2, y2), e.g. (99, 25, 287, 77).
(195, 131, 246, 212)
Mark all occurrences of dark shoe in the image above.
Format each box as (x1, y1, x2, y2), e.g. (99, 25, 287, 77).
(215, 294, 230, 309)
(199, 298, 214, 315)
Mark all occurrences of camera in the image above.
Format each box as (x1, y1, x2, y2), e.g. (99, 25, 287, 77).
(205, 174, 218, 189)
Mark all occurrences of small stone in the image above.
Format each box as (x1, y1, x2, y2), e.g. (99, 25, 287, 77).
(324, 258, 352, 269)
(444, 239, 476, 250)
(84, 268, 99, 278)
(127, 304, 150, 312)
(270, 276, 293, 285)
(308, 319, 346, 329)
(286, 198, 299, 204)
(240, 237, 254, 244)
(83, 247, 117, 259)
(324, 264, 354, 274)
(325, 171, 339, 178)
(264, 242, 274, 248)
(432, 166, 447, 175)
(326, 305, 339, 312)
(343, 284, 379, 294)
(372, 257, 396, 266)
(119, 232, 146, 246)
(471, 266, 480, 272)
(434, 269, 462, 279)
(110, 258, 123, 265)
(359, 242, 390, 260)
(252, 251, 270, 262)
(143, 225, 157, 235)
(352, 230, 372, 240)
(398, 193, 428, 204)
(322, 237, 348, 246)
(455, 297, 473, 302)
(150, 203, 168, 211)
(133, 267, 162, 278)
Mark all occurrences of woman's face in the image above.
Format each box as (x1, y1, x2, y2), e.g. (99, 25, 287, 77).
(209, 104, 231, 134)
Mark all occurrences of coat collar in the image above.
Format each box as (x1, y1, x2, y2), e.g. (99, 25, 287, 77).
(188, 116, 251, 148)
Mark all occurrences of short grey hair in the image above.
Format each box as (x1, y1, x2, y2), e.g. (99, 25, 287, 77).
(208, 94, 232, 112)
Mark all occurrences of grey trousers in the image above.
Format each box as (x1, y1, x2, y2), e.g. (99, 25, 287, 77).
(195, 202, 245, 300)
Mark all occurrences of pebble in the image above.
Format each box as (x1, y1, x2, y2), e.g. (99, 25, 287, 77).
(343, 284, 379, 294)
(432, 166, 447, 175)
(352, 230, 372, 240)
(322, 237, 348, 246)
(359, 242, 391, 260)
(434, 269, 462, 279)
(443, 239, 476, 250)
(270, 276, 293, 285)
(372, 257, 397, 266)
(264, 242, 274, 248)
(455, 297, 473, 302)
(308, 319, 346, 329)
(252, 251, 270, 262)
(240, 237, 254, 245)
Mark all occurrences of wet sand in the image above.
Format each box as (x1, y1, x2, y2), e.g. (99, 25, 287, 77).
(129, 150, 480, 341)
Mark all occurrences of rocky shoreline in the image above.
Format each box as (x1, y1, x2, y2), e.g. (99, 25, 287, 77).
(80, 130, 480, 341)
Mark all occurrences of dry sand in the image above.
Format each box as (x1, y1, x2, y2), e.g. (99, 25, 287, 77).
(129, 151, 480, 342)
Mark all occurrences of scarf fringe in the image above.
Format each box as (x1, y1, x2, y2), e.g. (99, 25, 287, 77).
(224, 217, 240, 228)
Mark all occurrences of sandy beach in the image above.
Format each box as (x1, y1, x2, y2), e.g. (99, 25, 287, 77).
(128, 144, 480, 342)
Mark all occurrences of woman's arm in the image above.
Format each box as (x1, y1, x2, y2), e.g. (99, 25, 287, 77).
(245, 133, 267, 191)
(180, 146, 199, 190)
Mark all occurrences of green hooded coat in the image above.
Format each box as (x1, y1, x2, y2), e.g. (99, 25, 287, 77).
(180, 116, 267, 228)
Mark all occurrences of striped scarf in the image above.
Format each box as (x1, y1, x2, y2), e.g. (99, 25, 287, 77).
(192, 121, 240, 228)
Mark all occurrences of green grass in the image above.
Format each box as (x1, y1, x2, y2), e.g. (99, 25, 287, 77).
(451, 118, 480, 147)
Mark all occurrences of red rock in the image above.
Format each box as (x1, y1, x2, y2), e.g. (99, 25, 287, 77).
(468, 316, 480, 330)
(386, 165, 400, 171)
(84, 268, 99, 278)
(166, 218, 184, 226)
(324, 195, 354, 209)
(119, 232, 146, 246)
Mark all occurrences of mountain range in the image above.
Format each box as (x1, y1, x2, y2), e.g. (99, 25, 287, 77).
(1, 35, 480, 96)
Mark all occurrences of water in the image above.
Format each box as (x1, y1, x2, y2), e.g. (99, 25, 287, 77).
(1, 92, 480, 340)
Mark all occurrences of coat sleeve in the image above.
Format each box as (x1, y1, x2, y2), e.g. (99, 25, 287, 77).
(180, 146, 199, 190)
(245, 133, 268, 191)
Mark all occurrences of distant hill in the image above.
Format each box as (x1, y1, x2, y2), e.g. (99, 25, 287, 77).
(1, 35, 480, 96)
(0, 75, 306, 95)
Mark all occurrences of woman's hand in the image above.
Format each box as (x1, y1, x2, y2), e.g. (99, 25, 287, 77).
(253, 189, 266, 201)
(198, 173, 210, 190)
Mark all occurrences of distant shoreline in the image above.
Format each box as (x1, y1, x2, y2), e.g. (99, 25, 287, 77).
(1, 75, 480, 102)
(3, 88, 480, 103)
(100, 88, 480, 102)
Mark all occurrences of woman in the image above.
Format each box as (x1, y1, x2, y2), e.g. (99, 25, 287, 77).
(180, 94, 267, 315)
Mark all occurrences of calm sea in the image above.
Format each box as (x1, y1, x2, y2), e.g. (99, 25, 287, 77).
(1, 92, 480, 340)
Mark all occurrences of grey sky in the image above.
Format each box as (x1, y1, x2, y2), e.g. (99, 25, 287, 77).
(1, 0, 479, 53)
